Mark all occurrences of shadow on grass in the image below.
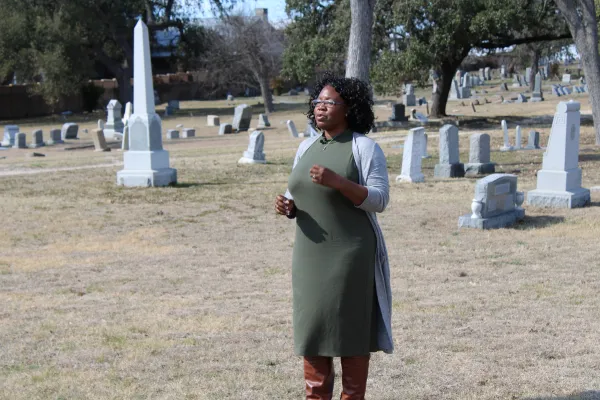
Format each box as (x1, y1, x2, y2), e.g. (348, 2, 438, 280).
(515, 215, 565, 230)
(525, 391, 600, 400)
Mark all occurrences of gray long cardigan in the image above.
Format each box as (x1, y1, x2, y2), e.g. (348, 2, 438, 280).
(285, 132, 394, 354)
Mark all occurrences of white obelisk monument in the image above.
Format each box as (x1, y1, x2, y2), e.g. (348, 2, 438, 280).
(117, 20, 177, 187)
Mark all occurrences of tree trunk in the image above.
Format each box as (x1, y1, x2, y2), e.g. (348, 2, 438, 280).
(345, 0, 376, 83)
(529, 47, 540, 92)
(430, 60, 463, 118)
(555, 0, 600, 144)
(116, 66, 133, 105)
(258, 73, 274, 114)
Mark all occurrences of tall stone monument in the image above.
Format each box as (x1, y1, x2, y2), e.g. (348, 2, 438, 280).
(531, 72, 544, 102)
(396, 127, 425, 183)
(527, 101, 590, 208)
(116, 20, 177, 187)
(500, 120, 513, 151)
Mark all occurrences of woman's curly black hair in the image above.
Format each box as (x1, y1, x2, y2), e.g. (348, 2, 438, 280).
(307, 72, 375, 134)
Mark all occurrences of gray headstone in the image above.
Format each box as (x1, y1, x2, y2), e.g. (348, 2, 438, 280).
(434, 124, 464, 178)
(450, 79, 460, 100)
(515, 126, 522, 150)
(305, 120, 319, 137)
(29, 129, 45, 148)
(227, 94, 235, 101)
(287, 120, 298, 138)
(515, 93, 527, 103)
(390, 103, 408, 121)
(465, 133, 495, 177)
(562, 74, 571, 84)
(61, 123, 79, 140)
(525, 130, 541, 150)
(525, 68, 532, 85)
(458, 174, 525, 229)
(463, 73, 471, 88)
(238, 131, 266, 164)
(218, 123, 233, 135)
(182, 128, 195, 138)
(13, 133, 27, 149)
(527, 100, 590, 208)
(47, 129, 64, 145)
(552, 85, 562, 96)
(232, 104, 252, 132)
(500, 65, 506, 78)
(531, 72, 544, 102)
(2, 125, 19, 147)
(421, 133, 431, 159)
(512, 74, 522, 87)
(167, 100, 180, 110)
(396, 127, 425, 183)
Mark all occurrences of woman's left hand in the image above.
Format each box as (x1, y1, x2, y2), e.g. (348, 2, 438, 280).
(310, 164, 343, 189)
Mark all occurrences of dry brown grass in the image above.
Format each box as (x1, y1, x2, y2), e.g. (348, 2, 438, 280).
(1, 91, 600, 400)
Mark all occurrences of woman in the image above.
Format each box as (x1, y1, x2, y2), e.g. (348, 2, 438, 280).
(274, 73, 393, 400)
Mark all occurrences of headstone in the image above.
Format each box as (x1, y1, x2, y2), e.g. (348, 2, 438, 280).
(389, 103, 408, 121)
(459, 74, 471, 98)
(207, 115, 220, 126)
(500, 120, 513, 151)
(463, 73, 471, 88)
(515, 126, 522, 150)
(479, 68, 485, 82)
(122, 102, 133, 126)
(434, 125, 464, 178)
(92, 129, 110, 152)
(465, 133, 495, 177)
(287, 120, 299, 138)
(167, 100, 180, 110)
(485, 67, 491, 81)
(421, 133, 431, 159)
(104, 100, 124, 139)
(12, 133, 27, 149)
(166, 129, 179, 139)
(542, 65, 549, 80)
(116, 20, 177, 187)
(182, 128, 195, 138)
(500, 82, 508, 91)
(515, 93, 527, 103)
(527, 101, 590, 208)
(552, 85, 562, 96)
(98, 120, 105, 130)
(61, 123, 79, 140)
(458, 174, 525, 229)
(2, 125, 19, 147)
(304, 88, 310, 95)
(500, 65, 507, 78)
(257, 114, 271, 128)
(232, 104, 252, 132)
(531, 72, 544, 102)
(512, 74, 522, 87)
(227, 94, 235, 101)
(29, 129, 45, 148)
(238, 131, 266, 164)
(47, 129, 64, 145)
(562, 74, 571, 84)
(525, 130, 541, 150)
(450, 79, 460, 100)
(525, 68, 532, 85)
(305, 120, 319, 137)
(403, 84, 416, 106)
(218, 123, 233, 135)
(563, 86, 573, 95)
(288, 89, 298, 96)
(396, 127, 425, 183)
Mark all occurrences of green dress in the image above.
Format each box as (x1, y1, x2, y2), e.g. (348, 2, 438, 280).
(288, 130, 379, 357)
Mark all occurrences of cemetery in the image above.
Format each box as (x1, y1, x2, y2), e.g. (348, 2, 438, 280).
(2, 2, 600, 400)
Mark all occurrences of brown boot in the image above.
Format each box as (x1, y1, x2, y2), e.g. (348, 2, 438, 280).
(340, 355, 370, 400)
(304, 356, 335, 400)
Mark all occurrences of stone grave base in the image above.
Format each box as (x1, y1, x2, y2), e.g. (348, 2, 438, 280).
(434, 163, 465, 178)
(524, 145, 542, 150)
(530, 96, 544, 102)
(117, 168, 177, 187)
(396, 173, 424, 183)
(238, 157, 266, 165)
(527, 188, 590, 209)
(500, 146, 514, 152)
(458, 208, 525, 230)
(464, 163, 495, 177)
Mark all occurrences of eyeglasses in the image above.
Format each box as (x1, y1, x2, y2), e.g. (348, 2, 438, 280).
(311, 99, 344, 108)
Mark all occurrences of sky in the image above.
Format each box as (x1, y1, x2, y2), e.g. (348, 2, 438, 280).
(199, 0, 289, 24)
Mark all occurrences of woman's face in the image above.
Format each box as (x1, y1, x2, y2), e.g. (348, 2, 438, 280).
(314, 85, 348, 131)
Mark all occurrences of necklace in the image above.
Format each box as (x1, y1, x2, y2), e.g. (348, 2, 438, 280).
(321, 135, 338, 151)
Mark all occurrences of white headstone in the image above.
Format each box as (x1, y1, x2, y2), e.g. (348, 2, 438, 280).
(515, 126, 522, 150)
(257, 114, 271, 129)
(527, 101, 590, 208)
(531, 72, 544, 102)
(104, 100, 124, 139)
(238, 131, 266, 164)
(2, 125, 20, 147)
(93, 129, 110, 152)
(562, 74, 571, 84)
(465, 133, 495, 177)
(396, 127, 425, 183)
(287, 120, 299, 138)
(500, 120, 513, 151)
(182, 128, 195, 138)
(207, 115, 220, 126)
(116, 20, 177, 187)
(166, 129, 179, 139)
(61, 123, 79, 140)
